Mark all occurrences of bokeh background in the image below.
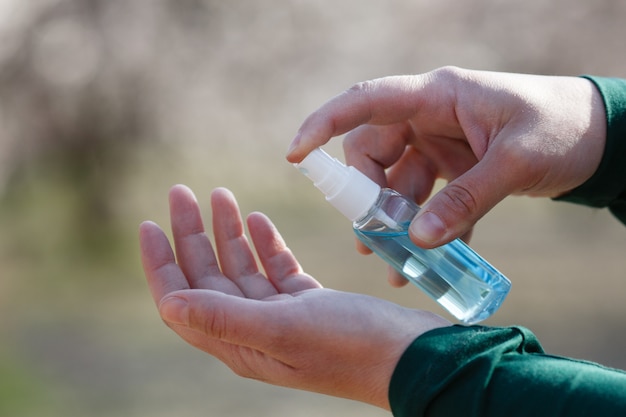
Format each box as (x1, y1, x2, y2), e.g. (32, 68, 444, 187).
(1, 1, 626, 416)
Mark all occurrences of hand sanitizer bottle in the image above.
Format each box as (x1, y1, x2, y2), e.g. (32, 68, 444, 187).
(294, 148, 511, 324)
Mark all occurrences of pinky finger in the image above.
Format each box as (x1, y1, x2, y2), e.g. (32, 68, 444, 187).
(387, 266, 410, 288)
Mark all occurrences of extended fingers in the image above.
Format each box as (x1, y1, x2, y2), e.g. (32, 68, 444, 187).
(169, 185, 243, 295)
(139, 221, 190, 305)
(246, 212, 323, 293)
(210, 188, 279, 299)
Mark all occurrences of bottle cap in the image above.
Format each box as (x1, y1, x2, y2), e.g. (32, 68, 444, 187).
(294, 148, 381, 221)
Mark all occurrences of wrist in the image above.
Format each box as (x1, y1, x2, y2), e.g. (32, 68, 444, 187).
(555, 75, 626, 210)
(372, 311, 451, 410)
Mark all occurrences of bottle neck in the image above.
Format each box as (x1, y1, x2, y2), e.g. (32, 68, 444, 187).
(353, 188, 420, 230)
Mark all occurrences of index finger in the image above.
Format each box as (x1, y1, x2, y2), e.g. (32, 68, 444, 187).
(286, 75, 427, 163)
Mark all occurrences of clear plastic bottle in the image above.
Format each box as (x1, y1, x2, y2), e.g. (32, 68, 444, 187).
(294, 148, 511, 324)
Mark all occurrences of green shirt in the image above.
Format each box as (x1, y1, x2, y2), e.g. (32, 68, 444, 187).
(390, 326, 626, 416)
(388, 76, 626, 417)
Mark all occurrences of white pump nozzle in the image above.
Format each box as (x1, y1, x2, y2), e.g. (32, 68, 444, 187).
(294, 148, 381, 221)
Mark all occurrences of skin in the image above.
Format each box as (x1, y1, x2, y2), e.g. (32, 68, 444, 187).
(286, 66, 606, 287)
(140, 185, 450, 410)
(140, 67, 608, 408)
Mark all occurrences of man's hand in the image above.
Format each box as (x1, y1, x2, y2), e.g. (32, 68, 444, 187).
(139, 185, 450, 409)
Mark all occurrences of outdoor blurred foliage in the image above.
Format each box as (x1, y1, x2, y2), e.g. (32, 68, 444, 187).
(1, 1, 626, 416)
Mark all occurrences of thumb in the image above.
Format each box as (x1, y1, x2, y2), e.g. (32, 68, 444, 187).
(409, 155, 515, 248)
(159, 290, 283, 349)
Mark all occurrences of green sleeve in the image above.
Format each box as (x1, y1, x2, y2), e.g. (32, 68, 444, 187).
(389, 325, 626, 417)
(554, 76, 626, 224)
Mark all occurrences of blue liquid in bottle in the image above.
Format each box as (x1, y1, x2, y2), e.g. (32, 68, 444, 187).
(354, 189, 511, 324)
(295, 148, 511, 324)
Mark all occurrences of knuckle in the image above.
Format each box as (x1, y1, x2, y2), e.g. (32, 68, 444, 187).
(493, 140, 543, 190)
(195, 305, 228, 340)
(347, 79, 374, 96)
(440, 183, 479, 220)
(346, 80, 375, 120)
(431, 65, 465, 82)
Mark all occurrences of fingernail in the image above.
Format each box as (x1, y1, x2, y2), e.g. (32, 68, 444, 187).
(159, 296, 189, 326)
(411, 211, 446, 245)
(286, 134, 301, 157)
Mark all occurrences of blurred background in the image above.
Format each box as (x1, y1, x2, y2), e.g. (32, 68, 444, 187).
(1, 0, 626, 416)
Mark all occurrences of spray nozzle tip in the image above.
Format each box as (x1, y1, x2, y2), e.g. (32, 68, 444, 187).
(293, 147, 381, 222)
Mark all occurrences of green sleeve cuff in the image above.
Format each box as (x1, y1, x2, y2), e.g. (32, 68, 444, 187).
(388, 325, 542, 417)
(388, 325, 626, 417)
(554, 76, 626, 224)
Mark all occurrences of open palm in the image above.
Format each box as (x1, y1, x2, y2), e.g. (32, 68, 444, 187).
(139, 185, 449, 409)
